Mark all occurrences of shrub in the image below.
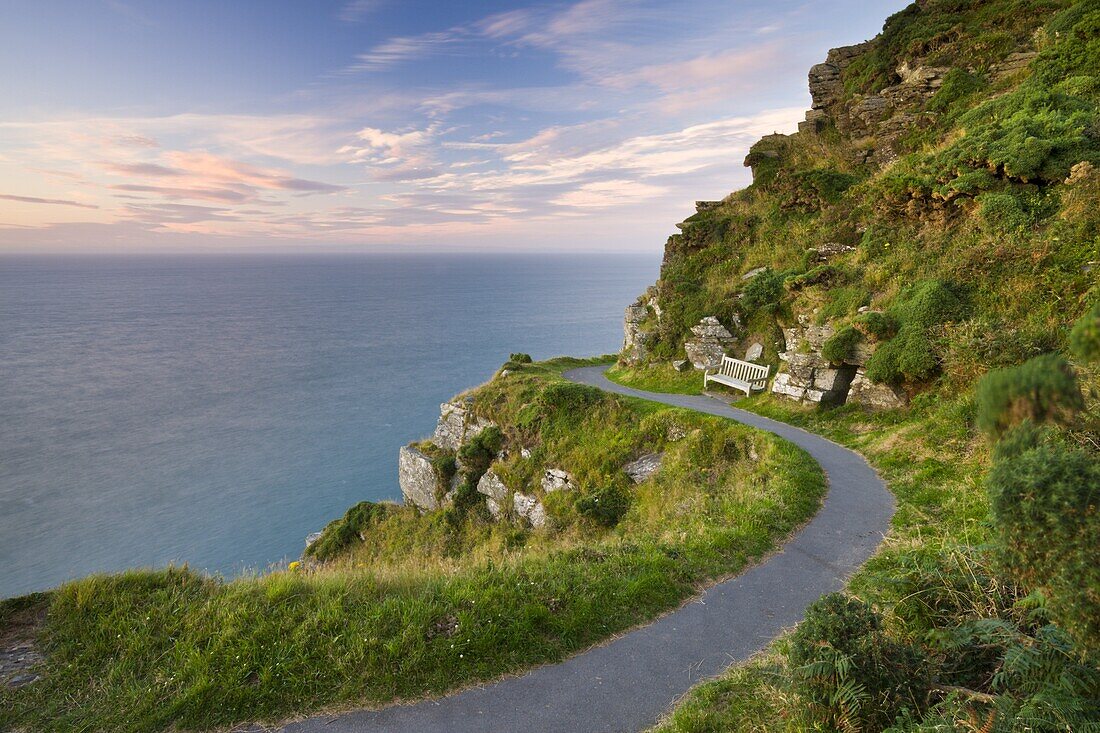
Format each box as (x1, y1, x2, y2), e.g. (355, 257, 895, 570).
(988, 425, 1100, 650)
(740, 268, 786, 315)
(574, 484, 631, 527)
(788, 593, 928, 731)
(978, 191, 1032, 232)
(865, 280, 965, 384)
(975, 354, 1084, 437)
(1069, 301, 1100, 363)
(305, 501, 394, 560)
(536, 382, 604, 414)
(784, 265, 842, 291)
(822, 326, 862, 364)
(854, 311, 897, 341)
(457, 426, 504, 480)
(508, 352, 533, 364)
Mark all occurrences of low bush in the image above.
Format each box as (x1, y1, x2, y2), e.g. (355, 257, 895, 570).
(740, 268, 786, 315)
(788, 593, 928, 731)
(574, 483, 632, 527)
(974, 354, 1084, 436)
(854, 311, 897, 341)
(305, 502, 394, 561)
(988, 425, 1100, 650)
(1069, 301, 1100, 362)
(822, 326, 862, 364)
(865, 280, 966, 384)
(508, 352, 533, 364)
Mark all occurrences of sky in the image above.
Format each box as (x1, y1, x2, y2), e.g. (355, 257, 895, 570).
(0, 0, 908, 253)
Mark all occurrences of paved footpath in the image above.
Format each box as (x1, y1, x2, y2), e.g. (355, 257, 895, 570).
(281, 366, 894, 733)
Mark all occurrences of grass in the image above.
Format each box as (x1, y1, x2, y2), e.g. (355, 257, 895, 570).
(0, 356, 826, 733)
(606, 362, 705, 394)
(619, 376, 993, 732)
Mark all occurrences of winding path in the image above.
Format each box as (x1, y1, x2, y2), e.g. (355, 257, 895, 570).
(281, 366, 894, 733)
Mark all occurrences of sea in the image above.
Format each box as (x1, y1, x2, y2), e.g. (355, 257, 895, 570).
(0, 253, 658, 599)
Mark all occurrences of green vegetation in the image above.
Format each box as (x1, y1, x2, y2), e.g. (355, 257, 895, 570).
(631, 3, 1100, 728)
(605, 363, 706, 394)
(788, 593, 926, 731)
(0, 357, 825, 732)
(974, 353, 1084, 436)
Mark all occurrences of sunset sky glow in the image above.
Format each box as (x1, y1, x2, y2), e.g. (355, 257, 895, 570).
(0, 0, 907, 253)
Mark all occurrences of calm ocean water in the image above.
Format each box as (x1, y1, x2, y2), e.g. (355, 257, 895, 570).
(0, 253, 658, 598)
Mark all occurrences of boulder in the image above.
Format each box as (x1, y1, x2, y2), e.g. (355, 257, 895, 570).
(432, 401, 495, 452)
(477, 469, 510, 520)
(847, 369, 908, 409)
(541, 468, 575, 493)
(399, 445, 442, 511)
(513, 492, 548, 528)
(745, 342, 764, 362)
(305, 532, 323, 548)
(771, 372, 807, 401)
(673, 359, 690, 372)
(623, 453, 663, 484)
(622, 304, 651, 365)
(684, 316, 738, 370)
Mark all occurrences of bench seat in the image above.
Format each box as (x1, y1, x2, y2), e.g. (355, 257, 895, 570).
(704, 357, 770, 396)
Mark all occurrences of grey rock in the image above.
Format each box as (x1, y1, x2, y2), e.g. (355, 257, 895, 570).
(771, 372, 806, 401)
(847, 369, 907, 409)
(399, 445, 442, 511)
(741, 266, 767, 280)
(624, 453, 664, 484)
(477, 470, 510, 520)
(622, 304, 652, 365)
(684, 316, 738, 370)
(812, 367, 854, 392)
(432, 402, 495, 452)
(513, 492, 548, 529)
(541, 468, 575, 494)
(745, 342, 764, 362)
(305, 532, 323, 548)
(673, 359, 690, 372)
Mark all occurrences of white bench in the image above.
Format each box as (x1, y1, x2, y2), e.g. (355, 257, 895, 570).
(704, 356, 770, 396)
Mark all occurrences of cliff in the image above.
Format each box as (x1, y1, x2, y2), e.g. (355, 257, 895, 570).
(620, 0, 1098, 409)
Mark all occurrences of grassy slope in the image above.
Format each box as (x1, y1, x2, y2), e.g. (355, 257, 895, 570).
(603, 372, 987, 731)
(0, 357, 825, 733)
(607, 0, 1100, 728)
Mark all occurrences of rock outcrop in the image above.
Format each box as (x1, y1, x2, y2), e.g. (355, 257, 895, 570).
(847, 370, 908, 409)
(772, 320, 856, 405)
(622, 304, 650, 365)
(541, 468, 575, 493)
(513, 492, 548, 528)
(476, 469, 510, 519)
(684, 316, 739, 370)
(433, 400, 496, 451)
(399, 445, 445, 512)
(623, 453, 663, 484)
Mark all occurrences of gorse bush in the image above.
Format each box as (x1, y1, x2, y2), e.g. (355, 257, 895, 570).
(574, 484, 632, 527)
(822, 326, 862, 364)
(1069, 301, 1100, 362)
(974, 353, 1084, 436)
(987, 424, 1100, 650)
(865, 280, 966, 384)
(854, 311, 898, 341)
(788, 593, 928, 732)
(740, 268, 787, 315)
(508, 352, 533, 364)
(305, 502, 394, 561)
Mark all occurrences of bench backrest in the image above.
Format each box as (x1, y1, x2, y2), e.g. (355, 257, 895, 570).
(719, 356, 769, 383)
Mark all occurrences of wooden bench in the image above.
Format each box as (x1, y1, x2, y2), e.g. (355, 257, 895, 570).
(704, 356, 770, 396)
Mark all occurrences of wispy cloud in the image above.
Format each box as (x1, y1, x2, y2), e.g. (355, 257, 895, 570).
(0, 193, 99, 209)
(337, 0, 384, 23)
